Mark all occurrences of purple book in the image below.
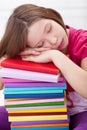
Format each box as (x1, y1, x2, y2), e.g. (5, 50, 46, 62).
(4, 82, 66, 89)
(11, 119, 69, 126)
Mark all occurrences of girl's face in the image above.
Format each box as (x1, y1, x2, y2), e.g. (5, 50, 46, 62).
(27, 19, 69, 52)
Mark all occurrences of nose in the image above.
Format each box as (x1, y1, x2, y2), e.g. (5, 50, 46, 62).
(48, 36, 57, 45)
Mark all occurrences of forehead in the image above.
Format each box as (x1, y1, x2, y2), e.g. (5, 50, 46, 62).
(27, 19, 49, 48)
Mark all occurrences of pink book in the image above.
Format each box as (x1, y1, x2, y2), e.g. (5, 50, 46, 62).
(0, 67, 60, 83)
(3, 77, 64, 83)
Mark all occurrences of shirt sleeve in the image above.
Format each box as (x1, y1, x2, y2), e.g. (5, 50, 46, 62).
(81, 42, 87, 60)
(74, 33, 87, 62)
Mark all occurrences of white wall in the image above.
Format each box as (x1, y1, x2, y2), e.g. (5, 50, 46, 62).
(0, 0, 87, 39)
(0, 0, 87, 106)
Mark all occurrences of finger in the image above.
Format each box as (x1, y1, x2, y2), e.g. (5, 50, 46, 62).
(19, 47, 50, 56)
(19, 49, 40, 56)
(0, 56, 7, 68)
(22, 55, 36, 62)
(19, 49, 34, 55)
(34, 47, 51, 52)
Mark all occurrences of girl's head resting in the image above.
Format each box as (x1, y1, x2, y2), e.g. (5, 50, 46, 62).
(0, 4, 67, 58)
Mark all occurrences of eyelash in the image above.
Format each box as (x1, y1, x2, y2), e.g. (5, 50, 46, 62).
(47, 24, 52, 33)
(37, 41, 44, 48)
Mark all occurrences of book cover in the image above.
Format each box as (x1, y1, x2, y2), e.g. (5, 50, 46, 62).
(6, 105, 67, 111)
(1, 57, 59, 75)
(10, 126, 69, 130)
(10, 123, 69, 128)
(5, 101, 64, 108)
(5, 98, 64, 105)
(4, 81, 66, 89)
(5, 92, 64, 99)
(4, 89, 63, 94)
(8, 112, 67, 116)
(8, 107, 67, 113)
(3, 77, 64, 83)
(9, 115, 68, 121)
(11, 119, 69, 125)
(0, 67, 60, 83)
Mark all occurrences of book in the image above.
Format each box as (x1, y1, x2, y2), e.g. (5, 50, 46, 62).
(1, 57, 59, 75)
(10, 126, 69, 130)
(3, 77, 64, 83)
(5, 101, 64, 108)
(3, 78, 35, 83)
(5, 92, 64, 99)
(11, 119, 69, 125)
(5, 98, 64, 105)
(0, 67, 60, 83)
(4, 81, 66, 89)
(9, 115, 68, 121)
(6, 104, 67, 113)
(7, 105, 67, 113)
(11, 119, 69, 126)
(10, 123, 69, 127)
(9, 112, 67, 116)
(4, 89, 63, 94)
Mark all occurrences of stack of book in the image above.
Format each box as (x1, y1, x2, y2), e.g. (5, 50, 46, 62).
(0, 57, 69, 130)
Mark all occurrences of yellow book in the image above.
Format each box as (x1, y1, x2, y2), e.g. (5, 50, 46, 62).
(9, 115, 67, 122)
(5, 98, 33, 102)
(8, 108, 67, 113)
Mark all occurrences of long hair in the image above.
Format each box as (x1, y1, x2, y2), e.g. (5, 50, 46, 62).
(0, 4, 66, 58)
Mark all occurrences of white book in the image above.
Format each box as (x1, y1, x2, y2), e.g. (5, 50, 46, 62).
(0, 67, 60, 83)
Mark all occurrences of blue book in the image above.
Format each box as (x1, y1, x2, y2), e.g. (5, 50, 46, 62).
(5, 93, 64, 99)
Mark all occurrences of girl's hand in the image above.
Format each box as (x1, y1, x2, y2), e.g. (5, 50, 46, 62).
(0, 56, 7, 68)
(0, 56, 7, 90)
(19, 47, 50, 56)
(21, 50, 54, 63)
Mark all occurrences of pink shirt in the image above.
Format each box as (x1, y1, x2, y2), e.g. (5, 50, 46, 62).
(66, 26, 87, 115)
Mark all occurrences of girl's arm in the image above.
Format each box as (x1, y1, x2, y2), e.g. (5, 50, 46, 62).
(22, 50, 87, 98)
(51, 50, 87, 98)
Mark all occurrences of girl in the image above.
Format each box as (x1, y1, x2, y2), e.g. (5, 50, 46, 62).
(0, 4, 87, 130)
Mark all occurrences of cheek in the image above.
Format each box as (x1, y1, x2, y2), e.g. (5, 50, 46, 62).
(26, 41, 34, 48)
(64, 35, 68, 46)
(44, 42, 52, 48)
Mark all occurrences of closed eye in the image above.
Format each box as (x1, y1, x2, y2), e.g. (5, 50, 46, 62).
(37, 41, 44, 48)
(46, 23, 52, 33)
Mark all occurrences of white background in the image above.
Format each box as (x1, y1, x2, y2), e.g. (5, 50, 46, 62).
(0, 0, 87, 105)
